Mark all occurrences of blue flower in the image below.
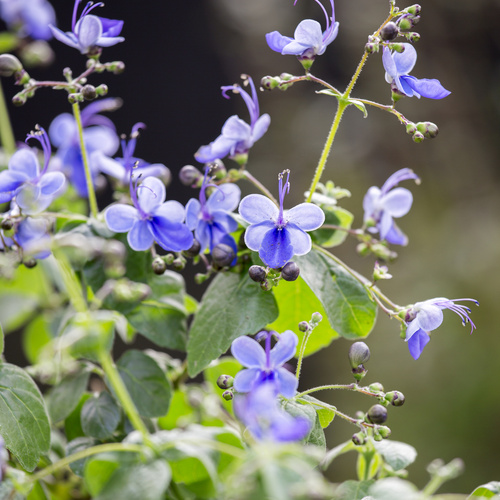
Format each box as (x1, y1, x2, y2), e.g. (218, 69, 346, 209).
(16, 216, 51, 259)
(266, 0, 339, 61)
(233, 382, 311, 442)
(405, 297, 478, 360)
(94, 122, 170, 185)
(231, 330, 299, 398)
(382, 43, 451, 99)
(239, 170, 325, 269)
(49, 0, 124, 54)
(363, 168, 419, 246)
(0, 0, 56, 40)
(0, 127, 66, 215)
(195, 75, 270, 164)
(185, 169, 240, 255)
(49, 98, 120, 197)
(105, 176, 193, 252)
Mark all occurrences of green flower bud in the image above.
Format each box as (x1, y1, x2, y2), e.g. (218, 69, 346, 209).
(378, 425, 392, 438)
(385, 390, 405, 406)
(217, 375, 234, 390)
(405, 32, 420, 43)
(299, 56, 315, 71)
(20, 41, 55, 68)
(261, 75, 281, 90)
(113, 279, 151, 303)
(195, 273, 209, 284)
(311, 312, 323, 326)
(405, 4, 421, 16)
(365, 42, 379, 54)
(209, 159, 227, 180)
(212, 243, 235, 268)
(281, 261, 300, 281)
(12, 93, 27, 106)
(356, 242, 370, 256)
(352, 365, 368, 382)
(222, 390, 234, 401)
(179, 165, 201, 186)
(183, 239, 201, 258)
(0, 54, 23, 77)
(172, 256, 186, 270)
(108, 60, 125, 74)
(82, 84, 97, 101)
(406, 122, 417, 135)
(371, 243, 398, 261)
(152, 256, 167, 275)
(23, 258, 37, 269)
(249, 265, 267, 283)
(298, 321, 310, 333)
(380, 22, 399, 41)
(352, 432, 366, 446)
(412, 131, 425, 143)
(163, 253, 175, 265)
(349, 342, 371, 368)
(68, 93, 84, 104)
(389, 43, 405, 53)
(369, 382, 384, 393)
(367, 404, 388, 424)
(398, 17, 413, 31)
(95, 84, 108, 96)
(416, 121, 439, 139)
(260, 279, 272, 292)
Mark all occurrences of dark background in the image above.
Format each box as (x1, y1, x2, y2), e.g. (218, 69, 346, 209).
(2, 0, 500, 493)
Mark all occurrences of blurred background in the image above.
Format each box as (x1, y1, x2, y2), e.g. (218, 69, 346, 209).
(2, 0, 499, 493)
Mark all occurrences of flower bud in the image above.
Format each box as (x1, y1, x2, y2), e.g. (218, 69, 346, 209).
(416, 121, 439, 139)
(261, 75, 281, 91)
(82, 84, 97, 101)
(388, 43, 405, 53)
(172, 256, 186, 270)
(1, 218, 13, 231)
(95, 84, 108, 96)
(298, 321, 310, 333)
(260, 279, 272, 292)
(0, 54, 23, 77)
(281, 261, 300, 281)
(370, 243, 398, 261)
(183, 239, 201, 258)
(385, 390, 405, 406)
(378, 425, 392, 438)
(222, 390, 234, 401)
(348, 342, 371, 368)
(367, 404, 388, 424)
(352, 432, 366, 446)
(352, 365, 367, 382)
(380, 22, 399, 41)
(365, 43, 379, 54)
(311, 312, 323, 326)
(152, 256, 167, 275)
(373, 262, 392, 282)
(412, 131, 425, 143)
(212, 243, 235, 268)
(179, 165, 201, 186)
(209, 159, 226, 180)
(406, 122, 417, 135)
(405, 32, 420, 43)
(23, 258, 37, 269)
(195, 273, 209, 284)
(369, 382, 384, 393)
(68, 93, 84, 104)
(217, 374, 234, 390)
(405, 4, 421, 16)
(249, 265, 267, 283)
(12, 93, 27, 106)
(108, 60, 125, 74)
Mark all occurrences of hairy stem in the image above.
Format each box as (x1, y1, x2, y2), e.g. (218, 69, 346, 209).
(0, 80, 16, 157)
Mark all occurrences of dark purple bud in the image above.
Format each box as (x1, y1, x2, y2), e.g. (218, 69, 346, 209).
(352, 432, 366, 446)
(380, 22, 399, 41)
(23, 258, 37, 269)
(298, 321, 310, 332)
(348, 342, 371, 369)
(1, 218, 13, 231)
(367, 404, 388, 424)
(179, 165, 202, 186)
(281, 261, 300, 281)
(249, 265, 267, 282)
(152, 256, 167, 275)
(82, 84, 97, 101)
(222, 390, 234, 401)
(217, 375, 234, 390)
(183, 239, 201, 258)
(416, 122, 439, 139)
(385, 391, 405, 406)
(172, 256, 186, 271)
(0, 54, 23, 77)
(212, 244, 235, 268)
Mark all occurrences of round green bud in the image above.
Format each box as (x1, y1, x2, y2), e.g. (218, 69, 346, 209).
(179, 165, 201, 186)
(82, 84, 97, 101)
(378, 425, 392, 438)
(249, 265, 267, 283)
(183, 238, 201, 258)
(281, 261, 300, 281)
(352, 432, 366, 446)
(222, 390, 234, 401)
(260, 75, 281, 91)
(416, 121, 439, 139)
(217, 375, 234, 390)
(0, 54, 23, 77)
(356, 242, 370, 256)
(397, 17, 412, 31)
(406, 4, 421, 16)
(406, 122, 417, 135)
(352, 365, 367, 382)
(23, 258, 37, 269)
(95, 84, 108, 96)
(260, 279, 272, 292)
(110, 61, 125, 74)
(369, 382, 384, 393)
(311, 312, 323, 325)
(373, 431, 383, 442)
(348, 341, 371, 369)
(68, 93, 83, 104)
(298, 321, 310, 333)
(406, 32, 420, 43)
(12, 93, 27, 106)
(365, 43, 379, 54)
(389, 43, 405, 53)
(367, 404, 388, 424)
(212, 243, 235, 268)
(1, 218, 13, 231)
(385, 390, 405, 406)
(152, 256, 167, 275)
(195, 273, 209, 284)
(172, 256, 186, 271)
(412, 131, 425, 143)
(380, 22, 399, 41)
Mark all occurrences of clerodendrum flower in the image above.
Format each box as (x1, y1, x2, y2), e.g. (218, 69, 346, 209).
(404, 297, 479, 360)
(0, 127, 65, 215)
(185, 169, 240, 254)
(239, 170, 325, 269)
(231, 330, 299, 398)
(49, 0, 124, 54)
(0, 0, 56, 41)
(363, 168, 420, 246)
(266, 0, 339, 62)
(105, 176, 193, 252)
(195, 75, 270, 165)
(383, 43, 451, 99)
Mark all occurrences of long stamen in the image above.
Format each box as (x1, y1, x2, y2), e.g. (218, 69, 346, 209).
(277, 169, 290, 225)
(221, 76, 258, 128)
(312, 0, 330, 31)
(26, 125, 52, 176)
(72, 0, 83, 32)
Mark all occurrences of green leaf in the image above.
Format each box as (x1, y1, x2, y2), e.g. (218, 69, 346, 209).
(46, 368, 91, 423)
(116, 350, 172, 418)
(0, 294, 39, 333)
(298, 395, 335, 428)
(64, 393, 91, 442)
(22, 315, 52, 364)
(187, 272, 278, 377)
(373, 440, 417, 471)
(0, 363, 50, 471)
(356, 449, 382, 480)
(349, 99, 368, 118)
(157, 390, 194, 430)
(468, 482, 500, 499)
(268, 277, 338, 356)
(66, 437, 100, 476)
(281, 399, 325, 449)
(203, 357, 242, 415)
(26, 480, 49, 500)
(0, 32, 19, 52)
(81, 391, 121, 439)
(0, 321, 3, 355)
(296, 249, 377, 339)
(311, 205, 354, 248)
(367, 477, 418, 500)
(333, 480, 375, 500)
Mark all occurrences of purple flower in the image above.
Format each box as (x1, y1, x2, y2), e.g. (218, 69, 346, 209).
(239, 170, 325, 269)
(105, 176, 193, 252)
(0, 127, 65, 215)
(405, 297, 478, 360)
(94, 122, 170, 185)
(0, 0, 56, 40)
(185, 170, 240, 255)
(49, 0, 124, 54)
(266, 0, 339, 62)
(363, 168, 419, 246)
(233, 382, 311, 442)
(383, 43, 451, 99)
(16, 216, 51, 259)
(49, 98, 120, 197)
(195, 75, 270, 165)
(231, 330, 299, 398)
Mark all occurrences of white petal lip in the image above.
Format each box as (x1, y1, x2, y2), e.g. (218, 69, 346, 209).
(286, 203, 325, 231)
(244, 221, 274, 251)
(239, 194, 278, 224)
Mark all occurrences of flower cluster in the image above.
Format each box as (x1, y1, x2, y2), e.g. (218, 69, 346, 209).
(0, 0, 56, 40)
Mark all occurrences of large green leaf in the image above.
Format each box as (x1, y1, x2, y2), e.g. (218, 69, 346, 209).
(311, 205, 354, 248)
(81, 391, 121, 439)
(333, 480, 375, 500)
(296, 249, 377, 339)
(116, 350, 172, 418)
(0, 363, 50, 471)
(468, 482, 500, 499)
(281, 399, 325, 449)
(187, 272, 278, 377)
(373, 440, 417, 471)
(267, 277, 338, 356)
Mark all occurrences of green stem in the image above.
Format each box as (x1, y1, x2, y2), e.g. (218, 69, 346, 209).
(242, 170, 278, 205)
(28, 443, 144, 483)
(296, 383, 380, 398)
(295, 329, 311, 381)
(98, 349, 152, 445)
(0, 80, 16, 157)
(72, 101, 98, 218)
(421, 475, 446, 497)
(53, 250, 87, 313)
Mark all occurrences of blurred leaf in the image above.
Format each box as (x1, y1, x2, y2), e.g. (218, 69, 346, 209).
(297, 249, 377, 339)
(268, 277, 338, 356)
(373, 440, 417, 471)
(0, 293, 39, 333)
(203, 356, 242, 415)
(26, 481, 49, 500)
(157, 390, 194, 430)
(298, 395, 335, 428)
(64, 393, 91, 442)
(357, 449, 382, 481)
(282, 399, 325, 449)
(367, 477, 418, 500)
(468, 482, 500, 499)
(22, 315, 52, 364)
(81, 391, 121, 439)
(0, 32, 19, 52)
(66, 437, 99, 476)
(311, 206, 354, 248)
(0, 363, 50, 471)
(333, 480, 374, 500)
(116, 350, 172, 418)
(0, 321, 3, 355)
(187, 272, 278, 377)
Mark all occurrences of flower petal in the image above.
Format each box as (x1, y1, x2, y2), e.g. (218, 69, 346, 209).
(383, 222, 408, 246)
(49, 25, 80, 50)
(286, 203, 325, 231)
(9, 149, 39, 178)
(49, 113, 76, 147)
(39, 172, 66, 196)
(221, 115, 251, 141)
(393, 43, 417, 75)
(231, 335, 266, 368)
(153, 200, 186, 224)
(381, 187, 413, 218)
(128, 220, 154, 251)
(105, 204, 139, 232)
(244, 221, 274, 252)
(239, 194, 278, 224)
(276, 367, 299, 398)
(252, 114, 271, 143)
(137, 177, 166, 214)
(407, 328, 430, 360)
(283, 223, 311, 256)
(149, 217, 193, 252)
(0, 170, 27, 197)
(233, 368, 261, 393)
(416, 303, 443, 331)
(185, 198, 201, 230)
(266, 31, 294, 53)
(382, 47, 398, 79)
(402, 76, 451, 100)
(206, 183, 241, 212)
(270, 330, 298, 367)
(259, 227, 294, 269)
(292, 19, 323, 48)
(76, 15, 102, 52)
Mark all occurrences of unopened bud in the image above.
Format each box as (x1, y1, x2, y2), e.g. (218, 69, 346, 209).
(68, 93, 83, 104)
(179, 165, 201, 186)
(311, 312, 323, 326)
(405, 4, 421, 16)
(23, 258, 37, 269)
(352, 365, 367, 382)
(261, 75, 281, 90)
(113, 280, 151, 302)
(95, 84, 108, 96)
(183, 239, 201, 258)
(0, 54, 23, 77)
(172, 256, 186, 271)
(365, 43, 379, 54)
(389, 43, 405, 53)
(352, 432, 366, 446)
(209, 159, 226, 179)
(281, 261, 300, 281)
(195, 273, 209, 284)
(249, 265, 267, 283)
(416, 121, 439, 139)
(1, 218, 13, 231)
(212, 243, 235, 268)
(412, 131, 425, 143)
(217, 375, 234, 390)
(367, 404, 388, 425)
(82, 84, 97, 100)
(260, 279, 272, 292)
(385, 390, 405, 406)
(405, 32, 420, 43)
(108, 60, 125, 74)
(369, 382, 384, 393)
(348, 342, 371, 369)
(406, 122, 417, 135)
(152, 256, 167, 275)
(298, 321, 310, 333)
(222, 390, 233, 401)
(378, 425, 392, 438)
(12, 93, 27, 106)
(380, 22, 399, 41)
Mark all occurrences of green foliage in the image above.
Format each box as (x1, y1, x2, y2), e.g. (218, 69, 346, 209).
(281, 399, 326, 449)
(468, 482, 500, 499)
(333, 480, 375, 500)
(373, 439, 418, 472)
(81, 391, 121, 439)
(22, 314, 52, 364)
(312, 205, 354, 248)
(203, 356, 242, 415)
